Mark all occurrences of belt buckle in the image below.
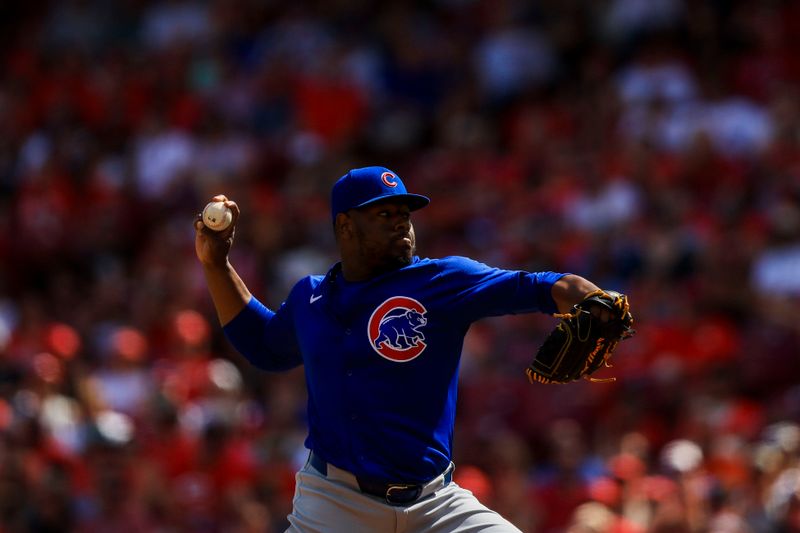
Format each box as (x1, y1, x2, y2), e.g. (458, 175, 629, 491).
(385, 484, 422, 505)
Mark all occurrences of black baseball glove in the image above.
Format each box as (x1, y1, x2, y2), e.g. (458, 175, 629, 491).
(526, 290, 635, 385)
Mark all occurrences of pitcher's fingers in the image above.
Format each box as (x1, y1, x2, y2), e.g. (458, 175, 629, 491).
(223, 200, 240, 224)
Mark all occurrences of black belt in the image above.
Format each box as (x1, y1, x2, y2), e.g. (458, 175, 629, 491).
(309, 452, 452, 506)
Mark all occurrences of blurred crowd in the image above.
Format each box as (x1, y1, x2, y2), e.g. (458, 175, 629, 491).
(1, 0, 799, 531)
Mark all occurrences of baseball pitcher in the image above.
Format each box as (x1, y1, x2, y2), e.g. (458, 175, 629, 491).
(194, 166, 633, 532)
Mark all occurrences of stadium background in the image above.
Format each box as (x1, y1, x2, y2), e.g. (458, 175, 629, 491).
(1, 0, 799, 531)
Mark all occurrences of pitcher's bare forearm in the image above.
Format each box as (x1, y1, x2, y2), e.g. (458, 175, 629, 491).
(194, 196, 250, 325)
(551, 274, 601, 314)
(203, 261, 251, 325)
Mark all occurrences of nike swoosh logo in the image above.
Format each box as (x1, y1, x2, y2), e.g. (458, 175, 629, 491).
(310, 294, 323, 304)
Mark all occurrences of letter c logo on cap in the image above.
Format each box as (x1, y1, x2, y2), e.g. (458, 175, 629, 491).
(381, 172, 398, 188)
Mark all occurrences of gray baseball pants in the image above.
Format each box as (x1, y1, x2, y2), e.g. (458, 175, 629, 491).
(285, 454, 522, 532)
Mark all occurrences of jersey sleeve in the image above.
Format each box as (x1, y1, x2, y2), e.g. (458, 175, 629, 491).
(435, 256, 567, 322)
(223, 295, 303, 371)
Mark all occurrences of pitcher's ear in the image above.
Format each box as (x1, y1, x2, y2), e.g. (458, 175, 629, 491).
(334, 212, 353, 238)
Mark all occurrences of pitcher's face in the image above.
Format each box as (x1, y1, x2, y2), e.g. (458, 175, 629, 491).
(348, 199, 416, 270)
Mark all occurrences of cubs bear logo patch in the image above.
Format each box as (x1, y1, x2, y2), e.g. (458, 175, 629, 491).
(368, 296, 428, 362)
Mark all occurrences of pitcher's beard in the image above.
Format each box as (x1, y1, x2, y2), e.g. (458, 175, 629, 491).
(372, 245, 414, 275)
(396, 240, 415, 265)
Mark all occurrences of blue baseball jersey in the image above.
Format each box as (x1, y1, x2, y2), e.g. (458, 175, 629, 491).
(224, 255, 565, 484)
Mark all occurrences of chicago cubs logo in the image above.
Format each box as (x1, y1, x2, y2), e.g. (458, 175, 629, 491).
(381, 172, 398, 188)
(368, 296, 428, 362)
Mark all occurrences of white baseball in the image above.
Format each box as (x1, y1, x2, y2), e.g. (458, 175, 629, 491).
(202, 201, 233, 231)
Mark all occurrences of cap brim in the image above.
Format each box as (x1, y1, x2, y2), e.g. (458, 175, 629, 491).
(354, 193, 430, 212)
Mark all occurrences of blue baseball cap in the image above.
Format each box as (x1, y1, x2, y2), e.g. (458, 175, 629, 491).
(331, 166, 430, 223)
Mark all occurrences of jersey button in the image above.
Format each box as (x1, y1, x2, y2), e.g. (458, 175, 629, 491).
(346, 370, 353, 377)
(350, 414, 358, 420)
(345, 328, 352, 335)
